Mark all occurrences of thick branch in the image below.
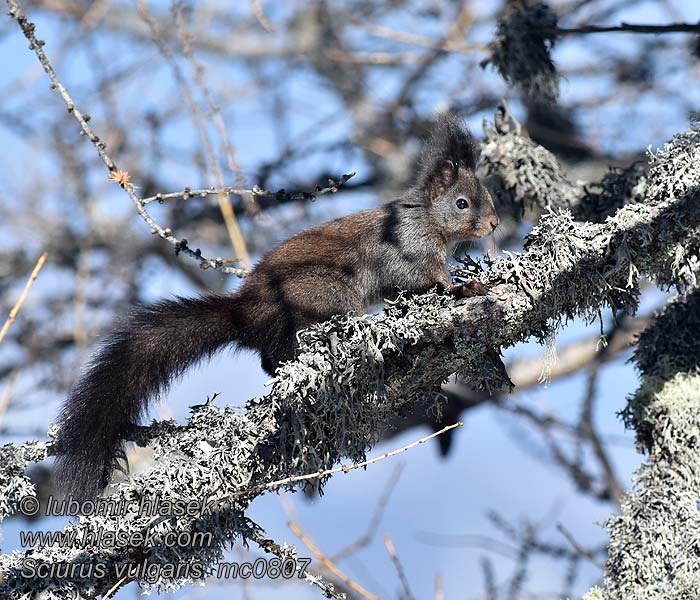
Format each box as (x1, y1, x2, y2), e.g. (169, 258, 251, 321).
(585, 289, 700, 600)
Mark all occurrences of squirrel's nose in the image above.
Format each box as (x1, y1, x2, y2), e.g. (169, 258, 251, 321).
(489, 216, 500, 231)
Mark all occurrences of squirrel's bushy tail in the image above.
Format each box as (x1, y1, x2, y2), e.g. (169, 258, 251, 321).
(53, 294, 243, 499)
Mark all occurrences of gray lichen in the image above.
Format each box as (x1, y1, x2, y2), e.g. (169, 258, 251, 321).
(590, 290, 700, 600)
(481, 104, 580, 212)
(0, 442, 49, 525)
(480, 101, 650, 223)
(487, 3, 561, 104)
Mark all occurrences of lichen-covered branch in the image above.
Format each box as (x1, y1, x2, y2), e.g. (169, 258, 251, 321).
(485, 3, 561, 104)
(480, 100, 648, 221)
(584, 289, 700, 600)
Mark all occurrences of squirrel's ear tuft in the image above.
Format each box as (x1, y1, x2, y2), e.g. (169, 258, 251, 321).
(416, 113, 479, 200)
(429, 158, 457, 200)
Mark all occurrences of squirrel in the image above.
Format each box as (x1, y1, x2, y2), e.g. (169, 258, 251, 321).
(52, 114, 499, 499)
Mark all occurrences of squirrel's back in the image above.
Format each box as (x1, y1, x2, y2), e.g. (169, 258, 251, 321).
(248, 202, 448, 307)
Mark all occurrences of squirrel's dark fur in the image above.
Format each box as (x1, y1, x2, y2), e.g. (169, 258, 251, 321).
(53, 114, 499, 498)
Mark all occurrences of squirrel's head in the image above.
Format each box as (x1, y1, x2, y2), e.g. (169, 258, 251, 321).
(416, 114, 499, 242)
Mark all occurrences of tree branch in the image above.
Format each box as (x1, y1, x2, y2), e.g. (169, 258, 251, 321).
(554, 22, 700, 35)
(585, 289, 700, 600)
(6, 0, 246, 277)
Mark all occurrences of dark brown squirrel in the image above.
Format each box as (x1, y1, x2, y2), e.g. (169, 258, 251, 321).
(53, 114, 499, 498)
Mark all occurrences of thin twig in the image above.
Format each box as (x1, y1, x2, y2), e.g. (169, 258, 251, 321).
(350, 20, 487, 53)
(579, 364, 625, 504)
(392, 4, 475, 111)
(0, 252, 47, 345)
(171, 2, 253, 258)
(252, 531, 346, 600)
(139, 0, 250, 267)
(102, 574, 129, 599)
(0, 370, 19, 429)
(221, 422, 462, 504)
(141, 172, 356, 206)
(331, 462, 405, 563)
(5, 0, 246, 277)
(481, 557, 498, 600)
(383, 532, 415, 600)
(250, 0, 274, 32)
(435, 572, 444, 600)
(173, 1, 251, 201)
(556, 523, 604, 568)
(323, 49, 425, 65)
(416, 531, 519, 558)
(289, 521, 380, 600)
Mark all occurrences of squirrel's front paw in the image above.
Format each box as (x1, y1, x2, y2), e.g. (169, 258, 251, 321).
(451, 281, 489, 300)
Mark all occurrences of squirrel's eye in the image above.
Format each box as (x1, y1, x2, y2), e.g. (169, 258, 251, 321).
(456, 198, 469, 210)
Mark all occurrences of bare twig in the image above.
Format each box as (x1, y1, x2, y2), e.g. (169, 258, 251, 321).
(435, 572, 444, 600)
(0, 252, 47, 345)
(350, 21, 487, 53)
(172, 2, 256, 221)
(481, 557, 498, 600)
(331, 462, 405, 563)
(174, 3, 249, 186)
(383, 532, 416, 600)
(289, 521, 380, 600)
(252, 531, 346, 600)
(138, 0, 250, 266)
(391, 4, 475, 111)
(250, 0, 274, 33)
(509, 319, 647, 389)
(0, 370, 19, 429)
(416, 531, 519, 558)
(5, 0, 247, 277)
(101, 575, 129, 600)
(577, 326, 626, 504)
(221, 422, 462, 504)
(556, 523, 604, 568)
(141, 172, 356, 206)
